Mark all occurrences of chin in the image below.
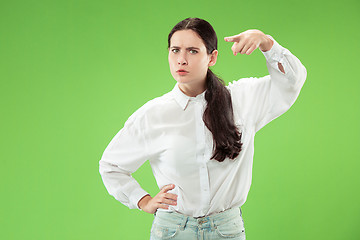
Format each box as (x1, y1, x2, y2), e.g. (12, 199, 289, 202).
(173, 75, 189, 82)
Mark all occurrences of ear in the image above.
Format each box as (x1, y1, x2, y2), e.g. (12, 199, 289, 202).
(208, 50, 218, 67)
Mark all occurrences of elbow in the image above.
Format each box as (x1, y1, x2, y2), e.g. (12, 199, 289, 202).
(99, 159, 118, 175)
(293, 63, 307, 89)
(99, 159, 109, 175)
(99, 159, 132, 177)
(299, 63, 307, 82)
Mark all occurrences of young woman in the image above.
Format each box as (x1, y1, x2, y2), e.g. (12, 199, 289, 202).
(99, 17, 307, 240)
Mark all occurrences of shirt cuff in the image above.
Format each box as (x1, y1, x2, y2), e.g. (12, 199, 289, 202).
(260, 34, 286, 63)
(129, 188, 150, 210)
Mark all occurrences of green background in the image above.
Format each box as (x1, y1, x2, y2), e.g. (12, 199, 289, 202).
(1, 0, 359, 239)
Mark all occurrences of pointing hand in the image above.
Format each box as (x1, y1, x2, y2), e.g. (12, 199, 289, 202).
(224, 29, 273, 56)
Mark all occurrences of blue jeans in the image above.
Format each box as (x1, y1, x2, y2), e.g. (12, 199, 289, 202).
(150, 207, 246, 240)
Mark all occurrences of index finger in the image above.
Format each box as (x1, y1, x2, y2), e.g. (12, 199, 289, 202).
(160, 184, 175, 193)
(224, 34, 240, 42)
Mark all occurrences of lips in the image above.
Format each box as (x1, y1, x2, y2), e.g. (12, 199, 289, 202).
(177, 69, 189, 73)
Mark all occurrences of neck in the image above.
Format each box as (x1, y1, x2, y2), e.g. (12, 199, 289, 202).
(178, 82, 206, 97)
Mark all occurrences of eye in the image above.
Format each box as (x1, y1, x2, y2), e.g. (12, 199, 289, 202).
(171, 49, 179, 53)
(190, 49, 198, 54)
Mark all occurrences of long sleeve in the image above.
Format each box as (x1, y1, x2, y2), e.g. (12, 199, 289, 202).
(99, 110, 150, 210)
(227, 34, 307, 132)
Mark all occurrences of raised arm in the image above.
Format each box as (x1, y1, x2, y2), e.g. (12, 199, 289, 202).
(225, 30, 307, 132)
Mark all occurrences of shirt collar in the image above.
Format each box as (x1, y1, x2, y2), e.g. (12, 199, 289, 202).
(171, 82, 207, 110)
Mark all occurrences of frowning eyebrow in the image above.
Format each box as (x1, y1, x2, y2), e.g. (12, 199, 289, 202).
(171, 46, 200, 50)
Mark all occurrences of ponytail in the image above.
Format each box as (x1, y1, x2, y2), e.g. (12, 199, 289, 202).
(203, 69, 243, 162)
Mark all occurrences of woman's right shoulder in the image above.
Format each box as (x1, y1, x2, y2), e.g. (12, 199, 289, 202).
(126, 91, 173, 123)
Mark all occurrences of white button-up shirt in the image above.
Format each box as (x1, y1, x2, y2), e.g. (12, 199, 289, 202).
(99, 35, 307, 217)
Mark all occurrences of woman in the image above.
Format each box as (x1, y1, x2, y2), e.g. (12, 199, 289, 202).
(99, 17, 307, 239)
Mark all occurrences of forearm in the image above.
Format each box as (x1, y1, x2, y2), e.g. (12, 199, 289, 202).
(99, 159, 150, 210)
(260, 35, 285, 74)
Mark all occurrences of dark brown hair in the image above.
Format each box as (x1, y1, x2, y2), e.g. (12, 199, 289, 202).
(167, 17, 242, 162)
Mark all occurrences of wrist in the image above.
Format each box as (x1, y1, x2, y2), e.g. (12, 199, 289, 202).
(138, 194, 151, 209)
(259, 34, 274, 52)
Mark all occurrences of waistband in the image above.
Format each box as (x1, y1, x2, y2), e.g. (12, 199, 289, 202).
(154, 207, 243, 229)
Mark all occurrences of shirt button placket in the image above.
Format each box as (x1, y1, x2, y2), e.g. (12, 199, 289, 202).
(195, 100, 211, 213)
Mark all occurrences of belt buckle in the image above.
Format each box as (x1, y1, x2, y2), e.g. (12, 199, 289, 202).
(197, 216, 208, 224)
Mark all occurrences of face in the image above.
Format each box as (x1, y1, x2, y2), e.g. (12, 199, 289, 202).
(168, 29, 218, 89)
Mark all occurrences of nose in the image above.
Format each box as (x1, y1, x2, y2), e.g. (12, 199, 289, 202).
(177, 53, 187, 65)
